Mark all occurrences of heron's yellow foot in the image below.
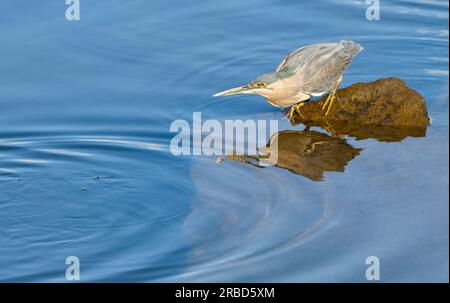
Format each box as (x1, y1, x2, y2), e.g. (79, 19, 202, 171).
(287, 106, 295, 121)
(295, 102, 305, 117)
(324, 92, 340, 116)
(287, 102, 305, 122)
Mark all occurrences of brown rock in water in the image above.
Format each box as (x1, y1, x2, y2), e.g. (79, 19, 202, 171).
(293, 77, 430, 128)
(289, 77, 430, 142)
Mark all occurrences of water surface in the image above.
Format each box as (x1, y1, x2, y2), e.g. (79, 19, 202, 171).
(0, 0, 448, 282)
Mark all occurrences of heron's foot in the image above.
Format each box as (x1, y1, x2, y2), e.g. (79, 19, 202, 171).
(286, 106, 295, 121)
(295, 102, 305, 116)
(287, 102, 305, 123)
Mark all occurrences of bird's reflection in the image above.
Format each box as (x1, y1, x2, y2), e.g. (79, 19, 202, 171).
(228, 129, 361, 181)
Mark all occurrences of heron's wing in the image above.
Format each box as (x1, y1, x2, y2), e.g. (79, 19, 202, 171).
(275, 43, 338, 72)
(302, 41, 363, 93)
(276, 41, 363, 93)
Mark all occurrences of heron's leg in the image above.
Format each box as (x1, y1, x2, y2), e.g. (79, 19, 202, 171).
(324, 79, 342, 116)
(322, 92, 333, 111)
(294, 102, 305, 117)
(287, 106, 295, 121)
(287, 101, 306, 122)
(324, 90, 337, 116)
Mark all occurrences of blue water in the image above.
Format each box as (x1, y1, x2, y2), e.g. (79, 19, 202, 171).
(0, 0, 448, 282)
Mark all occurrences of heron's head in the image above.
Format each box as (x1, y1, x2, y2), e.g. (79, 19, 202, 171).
(213, 72, 280, 99)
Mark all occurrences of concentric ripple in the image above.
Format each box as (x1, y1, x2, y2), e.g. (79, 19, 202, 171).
(0, 132, 196, 281)
(0, 130, 333, 281)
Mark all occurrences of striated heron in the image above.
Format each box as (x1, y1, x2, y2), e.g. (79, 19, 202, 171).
(213, 40, 363, 120)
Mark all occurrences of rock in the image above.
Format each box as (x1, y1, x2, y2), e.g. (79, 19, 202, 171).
(292, 77, 430, 129)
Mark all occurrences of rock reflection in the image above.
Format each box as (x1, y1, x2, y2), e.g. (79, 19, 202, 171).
(228, 130, 362, 181)
(302, 121, 428, 142)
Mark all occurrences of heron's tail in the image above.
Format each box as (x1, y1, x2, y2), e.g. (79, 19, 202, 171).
(339, 40, 364, 57)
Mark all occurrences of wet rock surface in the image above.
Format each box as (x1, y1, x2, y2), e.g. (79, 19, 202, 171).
(292, 77, 430, 129)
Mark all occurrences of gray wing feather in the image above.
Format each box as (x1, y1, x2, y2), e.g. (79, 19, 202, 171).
(275, 40, 363, 93)
(275, 43, 336, 72)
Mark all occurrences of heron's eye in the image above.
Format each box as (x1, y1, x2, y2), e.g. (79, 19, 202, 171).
(252, 82, 267, 88)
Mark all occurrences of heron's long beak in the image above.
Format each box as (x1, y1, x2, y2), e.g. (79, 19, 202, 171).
(213, 85, 253, 97)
